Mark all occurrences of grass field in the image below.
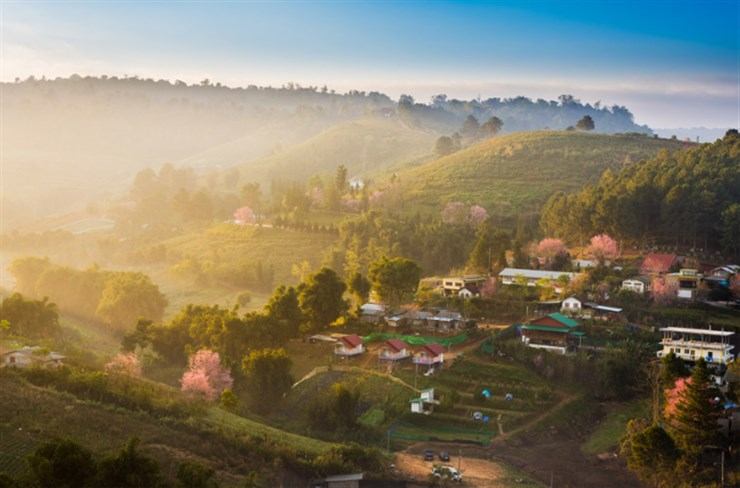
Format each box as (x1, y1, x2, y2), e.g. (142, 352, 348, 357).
(0, 372, 249, 483)
(242, 117, 438, 183)
(203, 407, 335, 455)
(389, 131, 686, 215)
(581, 399, 650, 455)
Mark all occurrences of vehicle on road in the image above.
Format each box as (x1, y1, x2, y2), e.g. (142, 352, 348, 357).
(423, 449, 435, 461)
(432, 465, 462, 482)
(439, 451, 450, 462)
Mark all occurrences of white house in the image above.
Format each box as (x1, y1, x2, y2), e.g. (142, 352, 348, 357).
(657, 327, 735, 365)
(378, 339, 410, 361)
(410, 388, 439, 414)
(622, 277, 650, 295)
(413, 344, 445, 367)
(458, 285, 480, 299)
(1, 346, 65, 369)
(334, 335, 365, 357)
(498, 268, 576, 293)
(560, 297, 582, 315)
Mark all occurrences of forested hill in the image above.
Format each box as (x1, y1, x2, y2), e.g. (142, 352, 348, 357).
(540, 130, 740, 254)
(3, 75, 653, 228)
(398, 94, 652, 134)
(381, 131, 686, 219)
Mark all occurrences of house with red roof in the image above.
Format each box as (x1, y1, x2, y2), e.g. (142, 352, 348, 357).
(412, 343, 445, 367)
(334, 334, 365, 357)
(379, 339, 410, 361)
(640, 253, 679, 276)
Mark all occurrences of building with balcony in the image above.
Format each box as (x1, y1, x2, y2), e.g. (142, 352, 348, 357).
(657, 327, 735, 365)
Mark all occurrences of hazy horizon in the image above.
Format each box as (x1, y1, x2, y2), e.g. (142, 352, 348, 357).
(2, 0, 738, 128)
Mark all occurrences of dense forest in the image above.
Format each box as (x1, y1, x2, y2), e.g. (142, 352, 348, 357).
(540, 130, 740, 255)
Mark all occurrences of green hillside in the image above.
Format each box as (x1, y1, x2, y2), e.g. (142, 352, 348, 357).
(0, 372, 330, 485)
(243, 116, 437, 182)
(390, 131, 687, 215)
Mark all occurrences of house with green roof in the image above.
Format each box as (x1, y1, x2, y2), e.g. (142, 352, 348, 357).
(518, 312, 584, 354)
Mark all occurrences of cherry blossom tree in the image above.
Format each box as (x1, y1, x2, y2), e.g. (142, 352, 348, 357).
(586, 234, 619, 262)
(441, 201, 468, 224)
(468, 205, 489, 227)
(536, 238, 567, 260)
(480, 278, 497, 298)
(652, 278, 678, 304)
(180, 349, 233, 401)
(664, 377, 691, 418)
(105, 353, 142, 377)
(233, 206, 255, 225)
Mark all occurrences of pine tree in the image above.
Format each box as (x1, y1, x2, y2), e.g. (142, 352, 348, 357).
(671, 359, 722, 460)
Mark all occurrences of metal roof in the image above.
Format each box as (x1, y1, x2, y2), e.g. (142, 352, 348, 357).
(499, 268, 576, 280)
(660, 327, 734, 337)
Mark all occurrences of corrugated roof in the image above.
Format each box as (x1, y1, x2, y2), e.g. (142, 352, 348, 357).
(499, 268, 576, 280)
(385, 339, 407, 351)
(340, 334, 363, 348)
(422, 343, 445, 356)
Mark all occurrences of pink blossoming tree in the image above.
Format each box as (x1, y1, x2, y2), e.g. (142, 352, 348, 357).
(441, 201, 468, 224)
(468, 205, 489, 227)
(664, 377, 691, 418)
(233, 206, 256, 225)
(105, 353, 142, 377)
(586, 234, 619, 262)
(652, 278, 678, 304)
(180, 349, 233, 401)
(536, 238, 567, 261)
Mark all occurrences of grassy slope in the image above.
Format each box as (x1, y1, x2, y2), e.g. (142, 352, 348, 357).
(392, 131, 687, 214)
(243, 117, 437, 182)
(155, 224, 338, 315)
(581, 399, 650, 455)
(0, 373, 328, 483)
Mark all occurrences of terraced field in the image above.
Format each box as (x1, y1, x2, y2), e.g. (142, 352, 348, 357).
(389, 357, 558, 446)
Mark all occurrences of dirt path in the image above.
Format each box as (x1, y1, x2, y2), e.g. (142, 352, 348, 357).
(395, 452, 520, 488)
(492, 391, 579, 443)
(291, 365, 419, 392)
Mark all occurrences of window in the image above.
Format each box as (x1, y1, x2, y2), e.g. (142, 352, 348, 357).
(684, 349, 690, 354)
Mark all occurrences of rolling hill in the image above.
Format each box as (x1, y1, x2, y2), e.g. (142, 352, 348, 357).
(240, 117, 438, 183)
(387, 131, 688, 216)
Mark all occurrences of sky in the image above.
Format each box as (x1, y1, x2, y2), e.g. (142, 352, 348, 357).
(1, 0, 738, 128)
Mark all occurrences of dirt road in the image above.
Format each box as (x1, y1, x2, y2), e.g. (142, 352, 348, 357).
(395, 452, 529, 488)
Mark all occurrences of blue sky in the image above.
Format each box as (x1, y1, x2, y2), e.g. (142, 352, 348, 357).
(2, 0, 738, 127)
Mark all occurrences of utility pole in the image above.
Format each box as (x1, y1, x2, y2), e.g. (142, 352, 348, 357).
(550, 471, 554, 487)
(720, 450, 725, 488)
(458, 448, 462, 472)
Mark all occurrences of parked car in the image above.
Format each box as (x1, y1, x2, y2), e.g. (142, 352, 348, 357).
(439, 451, 450, 462)
(432, 465, 462, 482)
(423, 449, 435, 461)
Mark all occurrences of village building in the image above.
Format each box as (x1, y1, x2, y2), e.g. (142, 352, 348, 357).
(441, 275, 487, 296)
(409, 388, 439, 414)
(640, 253, 679, 276)
(427, 310, 465, 332)
(665, 268, 702, 300)
(413, 344, 445, 367)
(378, 339, 410, 361)
(359, 303, 386, 324)
(334, 335, 365, 357)
(572, 258, 598, 270)
(581, 302, 623, 321)
(1, 346, 65, 369)
(621, 277, 650, 294)
(703, 265, 739, 290)
(657, 327, 735, 365)
(498, 268, 576, 293)
(518, 313, 584, 354)
(560, 296, 582, 315)
(457, 284, 480, 299)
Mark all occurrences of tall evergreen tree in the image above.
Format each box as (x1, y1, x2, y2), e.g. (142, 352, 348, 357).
(671, 359, 723, 460)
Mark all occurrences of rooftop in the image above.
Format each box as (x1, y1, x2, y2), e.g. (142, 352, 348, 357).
(660, 327, 734, 337)
(499, 268, 576, 280)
